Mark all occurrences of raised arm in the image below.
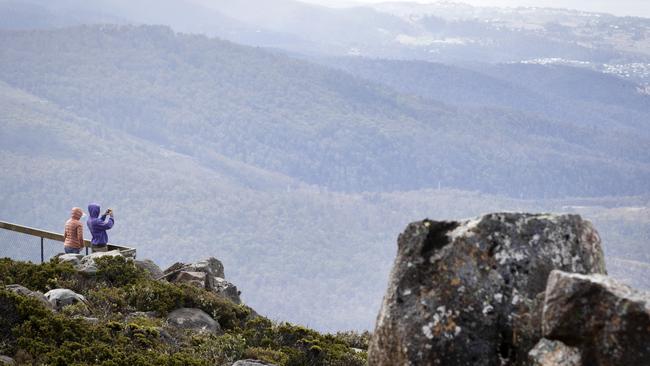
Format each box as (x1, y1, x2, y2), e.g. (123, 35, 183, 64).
(93, 216, 114, 230)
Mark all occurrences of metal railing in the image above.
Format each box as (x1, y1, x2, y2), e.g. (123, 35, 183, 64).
(0, 220, 136, 262)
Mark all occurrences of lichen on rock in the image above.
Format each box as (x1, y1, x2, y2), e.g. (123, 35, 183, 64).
(542, 270, 650, 366)
(368, 213, 606, 366)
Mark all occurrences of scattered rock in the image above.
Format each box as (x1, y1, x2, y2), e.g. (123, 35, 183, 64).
(232, 360, 277, 366)
(542, 270, 650, 366)
(76, 250, 124, 273)
(44, 289, 87, 310)
(163, 257, 224, 280)
(162, 262, 186, 277)
(5, 284, 52, 310)
(166, 308, 221, 334)
(213, 277, 242, 304)
(135, 259, 163, 279)
(0, 356, 15, 365)
(55, 253, 84, 266)
(175, 271, 207, 288)
(187, 257, 225, 279)
(528, 338, 581, 366)
(368, 213, 606, 366)
(163, 257, 241, 302)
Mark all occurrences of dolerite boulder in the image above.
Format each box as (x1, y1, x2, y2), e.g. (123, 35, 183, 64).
(542, 270, 650, 366)
(44, 289, 87, 310)
(368, 213, 606, 366)
(175, 271, 207, 288)
(55, 253, 84, 266)
(76, 250, 124, 273)
(166, 308, 222, 334)
(528, 339, 581, 366)
(213, 277, 242, 304)
(135, 259, 163, 279)
(0, 356, 15, 365)
(163, 258, 241, 303)
(6, 285, 52, 310)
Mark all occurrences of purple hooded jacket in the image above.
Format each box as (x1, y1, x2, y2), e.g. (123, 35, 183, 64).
(87, 203, 114, 245)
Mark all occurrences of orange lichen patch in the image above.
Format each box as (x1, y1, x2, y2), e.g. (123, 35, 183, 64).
(450, 278, 461, 286)
(433, 318, 459, 337)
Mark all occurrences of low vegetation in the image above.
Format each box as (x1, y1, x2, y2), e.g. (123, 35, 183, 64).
(0, 257, 368, 365)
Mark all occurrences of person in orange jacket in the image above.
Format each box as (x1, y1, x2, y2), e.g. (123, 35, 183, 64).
(63, 207, 85, 254)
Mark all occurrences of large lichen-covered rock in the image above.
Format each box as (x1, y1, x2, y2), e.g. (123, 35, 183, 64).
(528, 338, 581, 366)
(542, 270, 650, 366)
(166, 307, 222, 334)
(368, 213, 606, 366)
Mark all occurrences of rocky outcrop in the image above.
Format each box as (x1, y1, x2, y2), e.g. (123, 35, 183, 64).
(542, 270, 650, 366)
(164, 257, 225, 279)
(55, 253, 84, 266)
(5, 285, 52, 310)
(212, 277, 241, 304)
(44, 289, 87, 310)
(175, 271, 207, 288)
(135, 259, 163, 279)
(76, 250, 124, 273)
(166, 308, 222, 334)
(528, 339, 581, 366)
(163, 258, 242, 304)
(0, 356, 15, 365)
(368, 213, 606, 366)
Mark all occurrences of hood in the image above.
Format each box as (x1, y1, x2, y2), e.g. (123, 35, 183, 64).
(88, 203, 101, 218)
(71, 207, 83, 220)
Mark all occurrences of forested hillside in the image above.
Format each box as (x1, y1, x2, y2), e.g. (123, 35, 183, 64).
(0, 18, 649, 332)
(1, 25, 648, 197)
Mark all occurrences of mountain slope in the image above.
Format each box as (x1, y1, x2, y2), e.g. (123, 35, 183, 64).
(1, 25, 648, 198)
(316, 56, 650, 163)
(1, 79, 649, 331)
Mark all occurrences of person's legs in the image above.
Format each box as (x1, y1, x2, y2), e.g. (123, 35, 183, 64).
(91, 245, 108, 253)
(64, 246, 81, 254)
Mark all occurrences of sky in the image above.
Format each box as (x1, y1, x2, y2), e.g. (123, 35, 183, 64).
(301, 0, 650, 18)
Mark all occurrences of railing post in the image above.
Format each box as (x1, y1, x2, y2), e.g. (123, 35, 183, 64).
(40, 237, 44, 263)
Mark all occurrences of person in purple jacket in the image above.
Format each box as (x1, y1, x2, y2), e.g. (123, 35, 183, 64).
(87, 203, 114, 253)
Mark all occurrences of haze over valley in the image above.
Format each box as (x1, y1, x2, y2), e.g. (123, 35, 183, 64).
(0, 0, 649, 332)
